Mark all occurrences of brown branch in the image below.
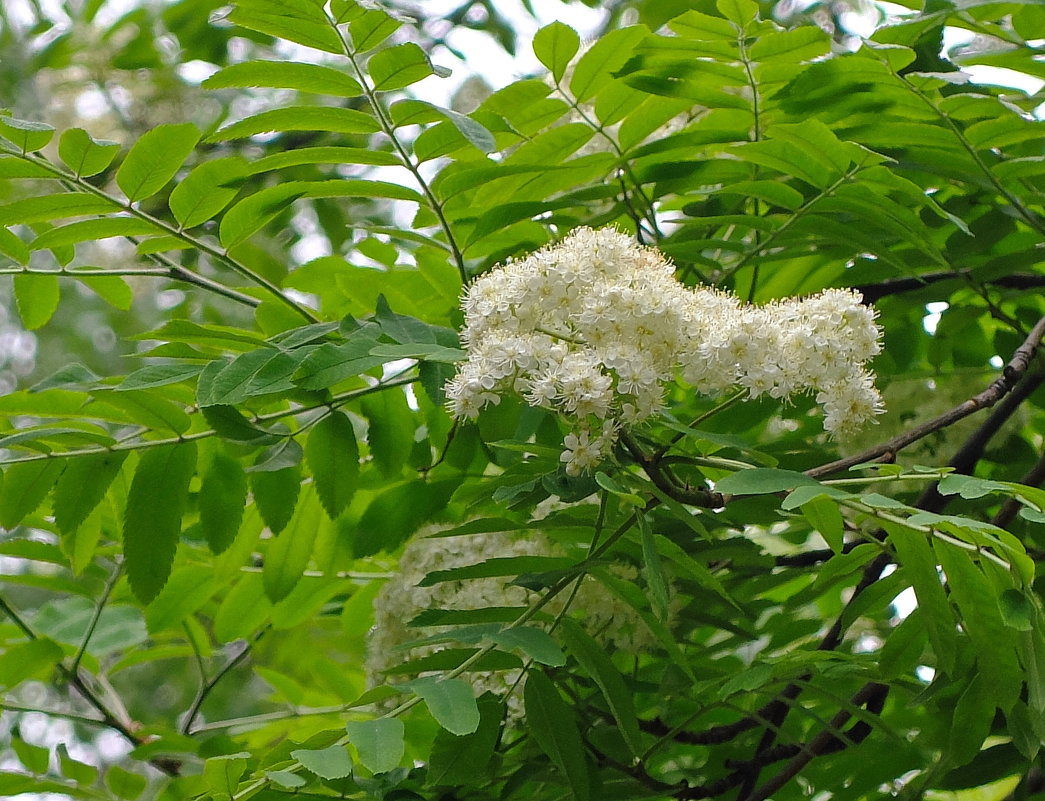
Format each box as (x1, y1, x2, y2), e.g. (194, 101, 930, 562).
(808, 313, 1045, 479)
(620, 432, 724, 508)
(854, 272, 1045, 304)
(739, 683, 889, 801)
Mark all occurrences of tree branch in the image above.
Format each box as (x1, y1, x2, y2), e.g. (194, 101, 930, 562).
(808, 313, 1045, 479)
(854, 271, 1045, 304)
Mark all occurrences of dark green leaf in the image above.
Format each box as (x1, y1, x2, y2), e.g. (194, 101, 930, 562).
(250, 464, 301, 534)
(0, 459, 65, 529)
(123, 442, 197, 603)
(524, 671, 590, 801)
(490, 626, 566, 666)
(200, 451, 248, 554)
(53, 452, 127, 536)
(715, 468, 819, 495)
(802, 495, 845, 554)
(427, 696, 504, 786)
(306, 410, 359, 519)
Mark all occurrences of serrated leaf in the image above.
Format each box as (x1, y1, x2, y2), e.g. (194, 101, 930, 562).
(58, 128, 120, 177)
(13, 272, 59, 331)
(292, 332, 384, 389)
(251, 464, 301, 534)
(306, 410, 359, 519)
(263, 489, 321, 601)
(52, 452, 127, 536)
(169, 157, 249, 229)
(200, 451, 248, 554)
(534, 22, 580, 83)
(226, 2, 342, 53)
(145, 564, 217, 633)
(348, 8, 401, 51)
(0, 638, 64, 689)
(346, 718, 404, 774)
(291, 745, 353, 780)
(408, 676, 480, 735)
(116, 123, 201, 203)
(201, 405, 281, 444)
(353, 480, 448, 557)
(524, 671, 590, 801)
(638, 512, 670, 620)
(203, 60, 363, 97)
(0, 459, 65, 530)
(123, 442, 197, 604)
(73, 273, 134, 310)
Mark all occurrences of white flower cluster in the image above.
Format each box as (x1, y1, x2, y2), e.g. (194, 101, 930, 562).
(366, 529, 660, 716)
(446, 227, 884, 474)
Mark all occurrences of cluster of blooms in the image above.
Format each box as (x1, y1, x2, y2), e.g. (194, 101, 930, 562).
(445, 227, 884, 474)
(366, 528, 661, 717)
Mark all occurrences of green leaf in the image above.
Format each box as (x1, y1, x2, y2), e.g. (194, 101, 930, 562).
(883, 522, 955, 673)
(802, 495, 845, 554)
(214, 573, 272, 643)
(0, 114, 54, 152)
(123, 442, 197, 604)
(58, 128, 120, 177)
(569, 26, 647, 103)
(346, 718, 404, 774)
(13, 273, 60, 330)
(209, 106, 380, 141)
(105, 766, 147, 800)
(348, 7, 401, 50)
(200, 451, 248, 554)
(427, 696, 504, 786)
(52, 451, 127, 536)
(30, 218, 162, 250)
(418, 555, 575, 586)
(57, 747, 98, 793)
(0, 193, 119, 225)
(948, 675, 995, 767)
(0, 226, 28, 264)
(306, 410, 359, 519)
(524, 670, 590, 801)
(715, 468, 819, 495)
(263, 489, 321, 601)
(638, 512, 670, 620)
(0, 638, 64, 689)
(292, 333, 384, 390)
(559, 618, 644, 758)
(717, 0, 758, 27)
(291, 745, 353, 780)
(490, 626, 566, 666)
(0, 459, 65, 529)
(408, 676, 480, 735)
(145, 564, 217, 633)
(353, 480, 448, 557)
(368, 43, 434, 91)
(999, 589, 1035, 632)
(169, 157, 249, 229)
(534, 22, 581, 83)
(218, 183, 307, 249)
(201, 405, 280, 444)
(119, 364, 205, 391)
(116, 123, 201, 202)
(250, 464, 301, 534)
(226, 1, 342, 54)
(249, 146, 400, 173)
(203, 60, 364, 97)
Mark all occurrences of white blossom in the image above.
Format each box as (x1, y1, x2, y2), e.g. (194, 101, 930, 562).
(446, 227, 885, 470)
